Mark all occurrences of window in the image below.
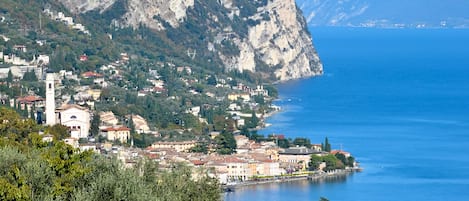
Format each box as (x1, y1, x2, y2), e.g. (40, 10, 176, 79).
(70, 115, 77, 119)
(48, 83, 52, 89)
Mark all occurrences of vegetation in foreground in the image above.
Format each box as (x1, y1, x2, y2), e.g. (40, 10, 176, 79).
(0, 107, 222, 201)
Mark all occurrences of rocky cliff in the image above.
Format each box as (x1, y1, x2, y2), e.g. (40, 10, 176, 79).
(58, 0, 323, 81)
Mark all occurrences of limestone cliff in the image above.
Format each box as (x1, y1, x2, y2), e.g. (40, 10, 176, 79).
(58, 0, 322, 81)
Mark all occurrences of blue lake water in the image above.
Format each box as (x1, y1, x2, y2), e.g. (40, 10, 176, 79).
(224, 27, 469, 201)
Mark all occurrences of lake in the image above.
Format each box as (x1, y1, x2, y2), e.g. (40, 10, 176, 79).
(224, 27, 469, 201)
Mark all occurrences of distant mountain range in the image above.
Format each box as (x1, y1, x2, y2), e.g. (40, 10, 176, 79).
(297, 0, 469, 28)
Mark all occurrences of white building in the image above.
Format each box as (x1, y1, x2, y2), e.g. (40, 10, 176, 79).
(45, 73, 56, 125)
(56, 104, 90, 139)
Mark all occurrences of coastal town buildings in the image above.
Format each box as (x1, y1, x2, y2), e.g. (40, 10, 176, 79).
(150, 141, 197, 152)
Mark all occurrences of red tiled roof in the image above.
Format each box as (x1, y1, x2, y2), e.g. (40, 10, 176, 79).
(82, 71, 103, 78)
(191, 160, 205, 166)
(101, 126, 131, 132)
(17, 95, 44, 103)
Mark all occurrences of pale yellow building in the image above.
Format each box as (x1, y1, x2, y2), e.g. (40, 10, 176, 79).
(101, 126, 131, 143)
(227, 93, 251, 102)
(150, 141, 197, 152)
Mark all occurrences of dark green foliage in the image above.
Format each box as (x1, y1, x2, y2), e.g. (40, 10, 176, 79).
(21, 70, 37, 82)
(319, 197, 330, 201)
(335, 153, 355, 167)
(190, 143, 208, 154)
(46, 124, 70, 140)
(132, 133, 158, 148)
(90, 112, 100, 137)
(309, 154, 345, 172)
(322, 137, 331, 152)
(0, 108, 222, 201)
(6, 70, 13, 83)
(214, 131, 236, 155)
(292, 137, 312, 148)
(277, 138, 291, 148)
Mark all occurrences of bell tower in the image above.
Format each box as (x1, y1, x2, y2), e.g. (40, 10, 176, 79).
(45, 73, 55, 125)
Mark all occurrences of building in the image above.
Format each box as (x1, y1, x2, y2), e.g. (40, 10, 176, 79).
(101, 126, 131, 143)
(222, 156, 251, 182)
(56, 104, 90, 139)
(129, 114, 150, 134)
(99, 111, 119, 126)
(17, 95, 44, 111)
(150, 141, 197, 152)
(227, 93, 251, 102)
(278, 146, 322, 170)
(45, 73, 55, 125)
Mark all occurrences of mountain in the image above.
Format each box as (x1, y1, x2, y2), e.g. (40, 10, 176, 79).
(297, 0, 469, 28)
(53, 0, 323, 81)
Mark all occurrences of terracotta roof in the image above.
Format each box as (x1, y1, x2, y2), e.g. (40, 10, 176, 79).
(81, 71, 103, 78)
(223, 156, 246, 163)
(101, 126, 131, 132)
(191, 160, 205, 166)
(152, 140, 197, 145)
(17, 95, 43, 103)
(56, 104, 88, 111)
(331, 150, 351, 156)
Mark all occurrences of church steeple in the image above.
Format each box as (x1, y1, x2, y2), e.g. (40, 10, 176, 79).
(45, 73, 55, 125)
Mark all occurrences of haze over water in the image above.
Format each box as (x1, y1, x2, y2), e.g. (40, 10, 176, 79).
(225, 27, 469, 201)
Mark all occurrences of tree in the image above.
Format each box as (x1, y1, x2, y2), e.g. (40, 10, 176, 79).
(323, 137, 331, 152)
(207, 75, 217, 85)
(308, 155, 323, 171)
(190, 144, 208, 154)
(21, 70, 38, 82)
(46, 124, 70, 140)
(292, 137, 311, 148)
(214, 131, 236, 155)
(6, 69, 13, 83)
(90, 112, 100, 137)
(319, 197, 330, 201)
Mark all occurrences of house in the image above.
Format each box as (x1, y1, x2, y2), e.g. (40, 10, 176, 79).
(17, 95, 44, 111)
(99, 111, 119, 126)
(278, 146, 322, 170)
(330, 150, 351, 157)
(120, 53, 129, 62)
(81, 71, 102, 78)
(13, 45, 27, 52)
(63, 137, 79, 148)
(101, 126, 131, 143)
(79, 54, 88, 61)
(222, 156, 251, 181)
(227, 93, 251, 102)
(87, 89, 101, 100)
(188, 106, 200, 116)
(129, 114, 150, 134)
(56, 104, 90, 139)
(176, 66, 192, 74)
(150, 141, 197, 152)
(79, 144, 98, 153)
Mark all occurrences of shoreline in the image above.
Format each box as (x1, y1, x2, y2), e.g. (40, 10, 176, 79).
(224, 168, 360, 190)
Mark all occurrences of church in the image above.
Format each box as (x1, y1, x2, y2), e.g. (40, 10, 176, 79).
(45, 72, 91, 139)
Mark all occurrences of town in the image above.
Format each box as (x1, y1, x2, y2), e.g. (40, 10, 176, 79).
(0, 6, 357, 187)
